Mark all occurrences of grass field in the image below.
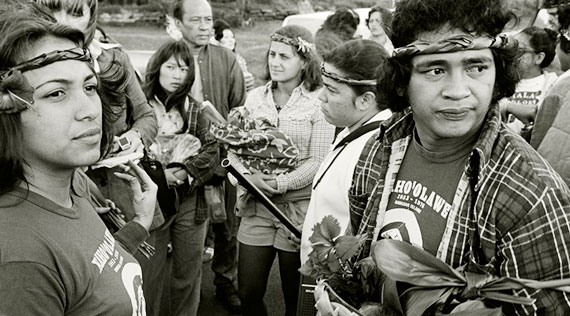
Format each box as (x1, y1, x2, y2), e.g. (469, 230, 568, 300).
(103, 20, 282, 87)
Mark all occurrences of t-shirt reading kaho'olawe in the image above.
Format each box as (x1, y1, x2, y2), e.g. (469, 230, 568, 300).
(0, 184, 146, 316)
(380, 133, 472, 255)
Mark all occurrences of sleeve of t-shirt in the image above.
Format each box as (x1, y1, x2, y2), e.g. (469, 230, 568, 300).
(0, 262, 65, 315)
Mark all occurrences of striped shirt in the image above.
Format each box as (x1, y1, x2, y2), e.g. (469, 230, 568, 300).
(349, 104, 570, 315)
(230, 81, 335, 194)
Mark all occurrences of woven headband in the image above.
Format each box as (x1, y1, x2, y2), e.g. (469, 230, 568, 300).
(392, 34, 512, 58)
(270, 33, 315, 54)
(0, 47, 92, 114)
(321, 63, 377, 86)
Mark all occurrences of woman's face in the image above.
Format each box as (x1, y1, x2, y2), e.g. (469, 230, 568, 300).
(514, 33, 542, 79)
(219, 29, 236, 51)
(368, 11, 386, 37)
(268, 41, 305, 85)
(159, 55, 189, 94)
(20, 36, 102, 172)
(51, 2, 91, 35)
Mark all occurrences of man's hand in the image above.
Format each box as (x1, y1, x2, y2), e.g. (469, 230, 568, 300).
(114, 160, 158, 230)
(165, 167, 192, 187)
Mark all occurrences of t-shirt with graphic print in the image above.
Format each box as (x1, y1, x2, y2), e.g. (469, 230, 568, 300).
(0, 175, 146, 315)
(502, 71, 558, 134)
(379, 130, 473, 255)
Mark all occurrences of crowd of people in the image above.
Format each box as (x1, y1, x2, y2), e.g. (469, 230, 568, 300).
(3, 0, 570, 315)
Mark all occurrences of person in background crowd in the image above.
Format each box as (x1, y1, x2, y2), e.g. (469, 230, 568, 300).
(532, 6, 570, 188)
(500, 26, 558, 140)
(33, 0, 162, 314)
(366, 5, 394, 55)
(212, 19, 255, 92)
(172, 0, 247, 313)
(314, 7, 360, 57)
(347, 0, 570, 313)
(300, 39, 392, 265)
(142, 39, 219, 316)
(0, 4, 156, 314)
(227, 24, 335, 316)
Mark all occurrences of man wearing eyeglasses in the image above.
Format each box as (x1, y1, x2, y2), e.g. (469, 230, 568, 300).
(171, 0, 246, 315)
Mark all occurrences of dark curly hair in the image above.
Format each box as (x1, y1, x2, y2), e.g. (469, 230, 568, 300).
(378, 0, 520, 112)
(520, 26, 558, 68)
(558, 6, 570, 54)
(317, 7, 359, 42)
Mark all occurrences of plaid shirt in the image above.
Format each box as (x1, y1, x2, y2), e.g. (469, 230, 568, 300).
(230, 81, 335, 194)
(349, 104, 570, 315)
(150, 96, 219, 223)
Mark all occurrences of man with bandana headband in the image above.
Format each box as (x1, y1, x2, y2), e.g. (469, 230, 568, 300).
(348, 0, 570, 314)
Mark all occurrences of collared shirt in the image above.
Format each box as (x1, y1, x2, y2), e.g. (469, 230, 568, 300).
(300, 109, 391, 264)
(229, 81, 335, 194)
(349, 104, 570, 314)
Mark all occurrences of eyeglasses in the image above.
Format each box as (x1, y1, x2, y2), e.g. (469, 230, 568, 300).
(185, 16, 213, 25)
(517, 47, 536, 59)
(0, 47, 92, 80)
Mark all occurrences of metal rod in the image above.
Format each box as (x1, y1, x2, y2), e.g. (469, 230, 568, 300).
(221, 158, 302, 238)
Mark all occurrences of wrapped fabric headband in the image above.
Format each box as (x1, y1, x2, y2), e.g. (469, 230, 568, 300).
(321, 63, 377, 86)
(270, 33, 315, 54)
(392, 34, 512, 58)
(0, 47, 92, 114)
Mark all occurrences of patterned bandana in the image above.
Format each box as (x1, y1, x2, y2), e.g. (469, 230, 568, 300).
(270, 33, 315, 54)
(392, 34, 512, 58)
(320, 63, 377, 86)
(0, 47, 92, 114)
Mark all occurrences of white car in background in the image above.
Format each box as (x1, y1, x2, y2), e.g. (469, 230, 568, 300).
(281, 8, 372, 39)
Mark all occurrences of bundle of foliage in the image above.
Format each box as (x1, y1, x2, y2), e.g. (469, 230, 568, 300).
(299, 215, 387, 312)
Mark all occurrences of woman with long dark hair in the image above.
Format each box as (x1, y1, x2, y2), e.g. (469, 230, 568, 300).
(0, 4, 156, 315)
(143, 39, 219, 316)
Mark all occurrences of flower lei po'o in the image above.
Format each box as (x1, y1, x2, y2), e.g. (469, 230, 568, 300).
(270, 33, 316, 54)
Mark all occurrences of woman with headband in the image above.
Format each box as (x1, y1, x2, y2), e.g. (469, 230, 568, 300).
(33, 0, 161, 235)
(0, 4, 156, 315)
(227, 25, 334, 316)
(300, 39, 392, 267)
(500, 26, 559, 140)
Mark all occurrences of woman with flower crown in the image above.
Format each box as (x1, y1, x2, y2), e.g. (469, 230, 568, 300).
(226, 24, 335, 316)
(0, 3, 157, 315)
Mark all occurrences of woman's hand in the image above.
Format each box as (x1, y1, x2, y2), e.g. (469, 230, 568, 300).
(114, 160, 158, 230)
(165, 167, 192, 187)
(111, 130, 144, 157)
(245, 172, 279, 197)
(287, 224, 303, 251)
(505, 102, 538, 125)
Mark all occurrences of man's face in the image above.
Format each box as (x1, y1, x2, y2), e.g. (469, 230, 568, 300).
(407, 29, 496, 147)
(178, 0, 213, 50)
